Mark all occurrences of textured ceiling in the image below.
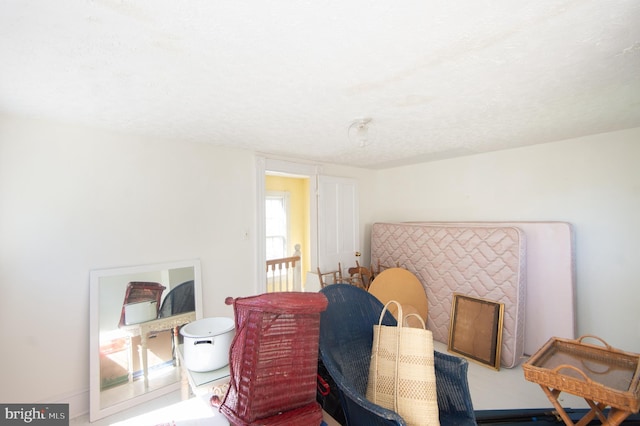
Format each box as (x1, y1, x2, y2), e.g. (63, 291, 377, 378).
(1, 1, 639, 169)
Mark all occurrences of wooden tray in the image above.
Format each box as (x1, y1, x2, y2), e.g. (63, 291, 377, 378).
(523, 335, 640, 413)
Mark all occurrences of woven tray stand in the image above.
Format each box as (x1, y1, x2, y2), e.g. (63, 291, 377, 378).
(523, 335, 640, 426)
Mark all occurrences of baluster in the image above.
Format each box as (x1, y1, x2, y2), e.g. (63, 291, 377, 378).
(265, 245, 302, 293)
(293, 244, 301, 291)
(284, 263, 288, 291)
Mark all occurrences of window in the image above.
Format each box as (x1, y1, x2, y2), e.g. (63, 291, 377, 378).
(265, 191, 289, 260)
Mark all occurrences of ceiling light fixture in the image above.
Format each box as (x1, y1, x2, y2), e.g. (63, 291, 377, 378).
(348, 118, 372, 148)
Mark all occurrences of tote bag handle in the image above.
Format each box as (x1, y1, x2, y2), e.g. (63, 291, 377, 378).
(371, 300, 404, 411)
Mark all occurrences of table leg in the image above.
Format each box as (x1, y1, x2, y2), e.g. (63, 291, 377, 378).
(140, 332, 149, 388)
(577, 400, 607, 426)
(127, 336, 134, 383)
(606, 407, 634, 426)
(540, 386, 575, 426)
(540, 385, 633, 426)
(180, 365, 190, 400)
(172, 326, 181, 367)
(574, 408, 596, 426)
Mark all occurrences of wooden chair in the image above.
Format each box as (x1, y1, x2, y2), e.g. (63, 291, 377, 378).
(316, 263, 343, 288)
(373, 258, 401, 277)
(347, 261, 373, 290)
(317, 262, 362, 288)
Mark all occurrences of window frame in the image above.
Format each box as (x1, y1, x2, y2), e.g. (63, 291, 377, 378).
(265, 190, 291, 263)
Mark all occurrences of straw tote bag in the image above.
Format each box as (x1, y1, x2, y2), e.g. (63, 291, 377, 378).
(366, 300, 440, 426)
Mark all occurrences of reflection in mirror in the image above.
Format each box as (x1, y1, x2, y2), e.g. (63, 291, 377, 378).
(89, 259, 202, 422)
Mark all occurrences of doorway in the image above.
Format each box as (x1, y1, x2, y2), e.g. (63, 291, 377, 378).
(256, 158, 318, 293)
(265, 175, 311, 282)
(255, 157, 360, 293)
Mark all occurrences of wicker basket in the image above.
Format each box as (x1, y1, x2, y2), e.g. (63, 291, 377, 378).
(220, 292, 328, 425)
(523, 335, 640, 413)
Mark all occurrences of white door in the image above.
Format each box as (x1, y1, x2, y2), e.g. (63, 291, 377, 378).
(317, 175, 359, 275)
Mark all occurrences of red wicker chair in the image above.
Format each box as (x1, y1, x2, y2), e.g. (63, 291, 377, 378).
(219, 292, 328, 425)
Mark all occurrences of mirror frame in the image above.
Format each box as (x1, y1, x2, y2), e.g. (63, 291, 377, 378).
(89, 259, 203, 422)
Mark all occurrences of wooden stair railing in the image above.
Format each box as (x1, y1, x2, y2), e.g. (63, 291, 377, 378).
(266, 244, 302, 292)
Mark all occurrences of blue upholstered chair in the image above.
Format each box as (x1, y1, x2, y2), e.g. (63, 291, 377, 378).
(157, 280, 195, 318)
(319, 284, 477, 426)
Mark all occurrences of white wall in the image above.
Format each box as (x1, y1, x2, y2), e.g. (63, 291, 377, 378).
(0, 115, 258, 415)
(2, 113, 639, 417)
(372, 128, 640, 353)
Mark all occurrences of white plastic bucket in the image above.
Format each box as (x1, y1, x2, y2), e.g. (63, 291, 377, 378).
(180, 317, 235, 372)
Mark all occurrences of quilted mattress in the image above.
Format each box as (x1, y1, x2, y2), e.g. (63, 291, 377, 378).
(371, 222, 527, 368)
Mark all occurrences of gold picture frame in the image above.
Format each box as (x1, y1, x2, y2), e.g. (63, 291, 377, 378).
(448, 293, 504, 370)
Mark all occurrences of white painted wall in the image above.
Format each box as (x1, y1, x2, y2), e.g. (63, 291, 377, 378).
(373, 128, 640, 354)
(0, 115, 257, 415)
(1, 113, 638, 417)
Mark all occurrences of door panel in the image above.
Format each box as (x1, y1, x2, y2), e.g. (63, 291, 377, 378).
(317, 176, 359, 275)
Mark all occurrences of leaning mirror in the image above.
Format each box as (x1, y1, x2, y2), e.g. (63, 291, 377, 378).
(89, 259, 203, 422)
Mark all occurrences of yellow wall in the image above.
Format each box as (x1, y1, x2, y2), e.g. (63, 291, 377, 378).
(265, 175, 310, 276)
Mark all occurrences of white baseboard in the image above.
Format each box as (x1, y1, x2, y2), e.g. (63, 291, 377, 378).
(42, 388, 89, 419)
